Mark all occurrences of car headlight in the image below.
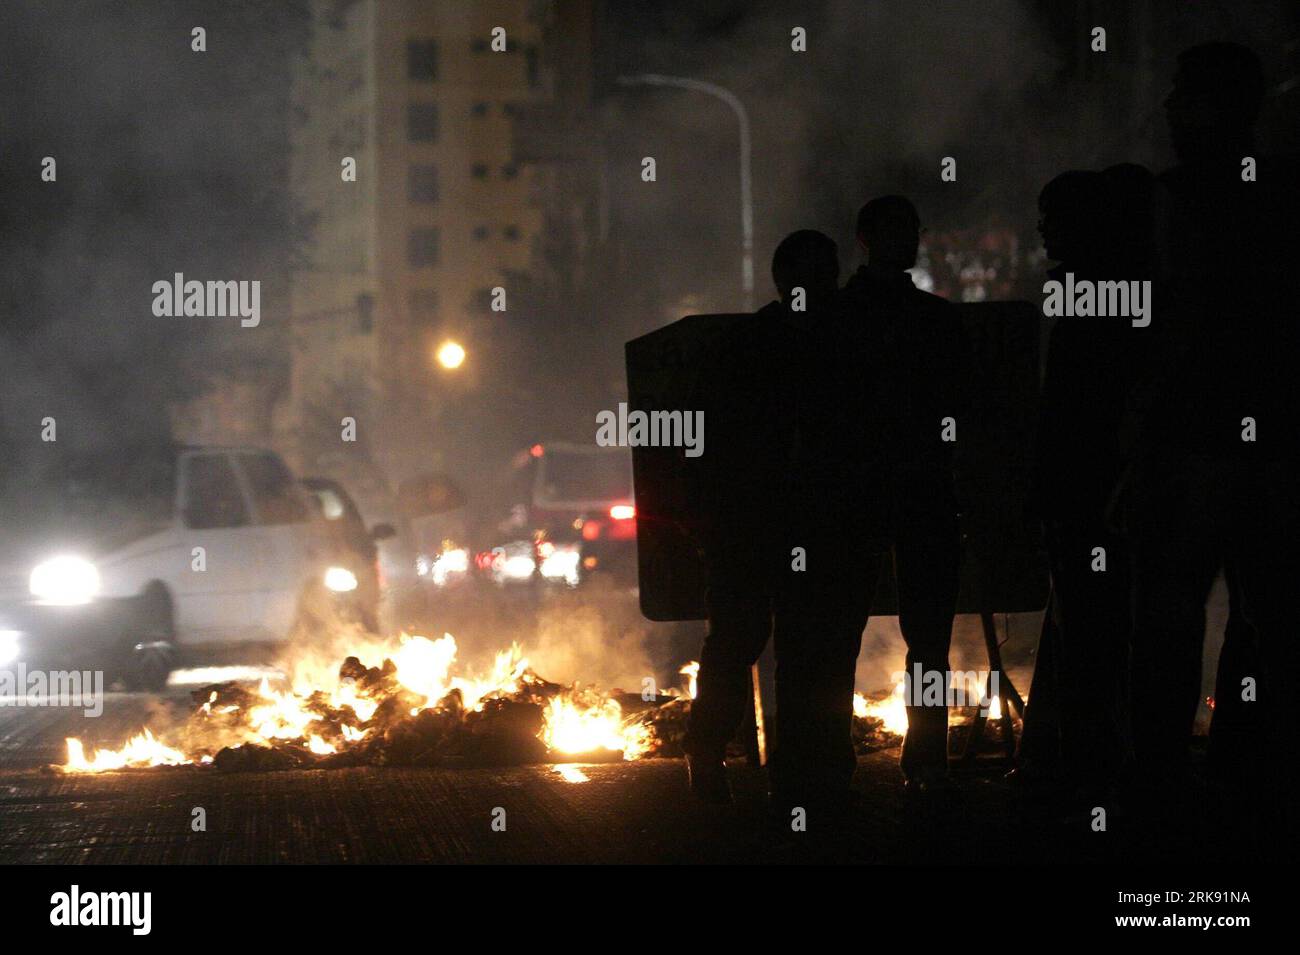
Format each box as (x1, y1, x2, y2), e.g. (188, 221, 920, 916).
(29, 556, 101, 605)
(501, 554, 536, 580)
(539, 546, 581, 586)
(324, 566, 359, 593)
(430, 548, 469, 586)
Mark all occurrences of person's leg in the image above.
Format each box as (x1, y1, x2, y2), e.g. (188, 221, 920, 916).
(1051, 520, 1132, 785)
(1016, 583, 1063, 769)
(1128, 458, 1222, 783)
(769, 550, 878, 812)
(1207, 561, 1260, 785)
(1229, 461, 1300, 848)
(684, 582, 772, 763)
(895, 515, 960, 781)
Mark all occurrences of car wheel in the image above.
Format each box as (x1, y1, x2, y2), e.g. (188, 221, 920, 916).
(124, 585, 176, 692)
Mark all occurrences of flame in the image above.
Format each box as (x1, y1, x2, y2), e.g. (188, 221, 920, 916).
(65, 729, 192, 772)
(679, 661, 699, 700)
(855, 682, 909, 735)
(554, 764, 590, 784)
(63, 632, 656, 772)
(540, 693, 651, 760)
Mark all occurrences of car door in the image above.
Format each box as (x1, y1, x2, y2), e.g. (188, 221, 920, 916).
(233, 452, 323, 640)
(174, 450, 263, 643)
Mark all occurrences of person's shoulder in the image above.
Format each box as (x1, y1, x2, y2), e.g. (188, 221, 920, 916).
(912, 286, 954, 310)
(912, 287, 960, 323)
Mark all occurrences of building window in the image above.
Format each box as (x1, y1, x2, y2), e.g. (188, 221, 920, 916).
(407, 102, 439, 142)
(472, 225, 490, 240)
(503, 225, 520, 241)
(471, 163, 489, 179)
(408, 289, 439, 317)
(471, 102, 489, 118)
(407, 39, 438, 81)
(407, 228, 439, 268)
(500, 164, 519, 180)
(408, 164, 439, 203)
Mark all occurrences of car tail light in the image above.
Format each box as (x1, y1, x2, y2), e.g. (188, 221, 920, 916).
(609, 504, 635, 521)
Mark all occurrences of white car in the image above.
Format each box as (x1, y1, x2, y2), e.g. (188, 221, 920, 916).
(0, 444, 359, 689)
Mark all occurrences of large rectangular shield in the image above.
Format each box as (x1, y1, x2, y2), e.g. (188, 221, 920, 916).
(625, 313, 747, 621)
(626, 301, 1048, 621)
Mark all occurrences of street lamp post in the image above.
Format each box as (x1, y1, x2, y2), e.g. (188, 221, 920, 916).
(616, 74, 754, 311)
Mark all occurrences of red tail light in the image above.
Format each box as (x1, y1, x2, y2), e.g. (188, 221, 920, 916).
(609, 504, 635, 521)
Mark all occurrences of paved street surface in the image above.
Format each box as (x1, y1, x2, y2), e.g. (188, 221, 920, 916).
(0, 582, 1235, 865)
(0, 687, 1233, 866)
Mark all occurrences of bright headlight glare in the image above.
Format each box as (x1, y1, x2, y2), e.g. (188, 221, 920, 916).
(324, 566, 359, 592)
(0, 630, 19, 666)
(502, 555, 536, 579)
(431, 548, 469, 586)
(539, 548, 581, 586)
(29, 556, 101, 605)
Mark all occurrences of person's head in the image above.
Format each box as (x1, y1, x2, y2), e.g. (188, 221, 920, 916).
(771, 229, 840, 307)
(1165, 42, 1264, 162)
(855, 195, 920, 271)
(1037, 170, 1106, 265)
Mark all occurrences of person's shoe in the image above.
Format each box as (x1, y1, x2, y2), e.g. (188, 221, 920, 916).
(903, 767, 955, 795)
(686, 753, 733, 806)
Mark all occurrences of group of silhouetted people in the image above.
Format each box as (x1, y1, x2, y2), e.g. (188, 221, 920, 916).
(682, 41, 1300, 848)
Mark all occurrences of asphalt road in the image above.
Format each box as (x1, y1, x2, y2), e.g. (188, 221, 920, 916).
(0, 581, 1234, 865)
(0, 684, 1233, 866)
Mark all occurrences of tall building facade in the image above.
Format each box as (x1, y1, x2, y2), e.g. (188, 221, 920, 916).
(285, 0, 551, 504)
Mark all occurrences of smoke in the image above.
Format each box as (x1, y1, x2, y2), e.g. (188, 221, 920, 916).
(0, 1, 308, 464)
(524, 590, 660, 694)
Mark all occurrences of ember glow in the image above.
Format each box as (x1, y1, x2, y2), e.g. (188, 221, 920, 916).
(63, 633, 662, 773)
(852, 674, 1011, 738)
(855, 683, 909, 735)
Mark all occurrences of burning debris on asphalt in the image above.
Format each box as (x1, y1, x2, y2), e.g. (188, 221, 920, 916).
(60, 634, 929, 774)
(62, 633, 695, 773)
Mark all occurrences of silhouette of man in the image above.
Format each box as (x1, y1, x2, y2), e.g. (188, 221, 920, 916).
(839, 196, 967, 791)
(1018, 166, 1154, 795)
(1124, 42, 1300, 843)
(684, 230, 845, 806)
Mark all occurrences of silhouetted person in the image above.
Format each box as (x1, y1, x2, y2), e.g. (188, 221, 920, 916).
(840, 196, 967, 791)
(684, 230, 844, 806)
(1123, 42, 1300, 844)
(1018, 166, 1154, 795)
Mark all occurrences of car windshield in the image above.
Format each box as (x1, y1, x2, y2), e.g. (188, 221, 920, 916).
(539, 451, 631, 504)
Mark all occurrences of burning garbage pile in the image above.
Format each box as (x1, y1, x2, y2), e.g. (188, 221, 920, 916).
(851, 675, 1013, 754)
(60, 634, 986, 774)
(64, 634, 696, 773)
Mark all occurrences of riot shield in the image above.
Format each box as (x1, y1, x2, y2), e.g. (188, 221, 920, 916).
(626, 301, 1048, 621)
(624, 313, 747, 621)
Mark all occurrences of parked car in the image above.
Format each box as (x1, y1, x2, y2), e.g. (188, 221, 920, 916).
(0, 444, 354, 690)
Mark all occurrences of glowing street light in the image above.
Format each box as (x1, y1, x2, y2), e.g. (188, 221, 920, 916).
(436, 340, 466, 370)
